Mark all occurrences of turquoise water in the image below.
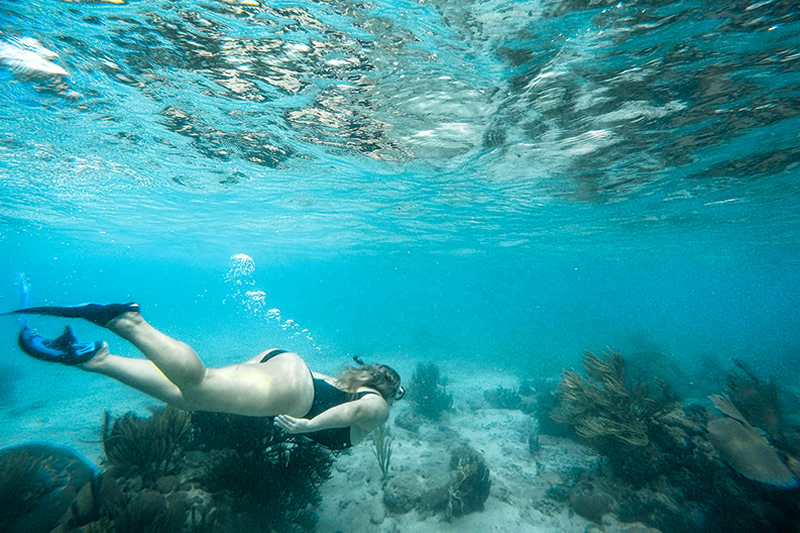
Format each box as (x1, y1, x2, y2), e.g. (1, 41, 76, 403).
(1, 0, 800, 531)
(1, 0, 799, 450)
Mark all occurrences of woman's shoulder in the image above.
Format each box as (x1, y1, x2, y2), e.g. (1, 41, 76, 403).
(355, 388, 389, 413)
(353, 390, 389, 428)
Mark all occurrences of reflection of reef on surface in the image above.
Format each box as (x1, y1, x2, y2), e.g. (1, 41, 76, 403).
(545, 349, 800, 532)
(1, 408, 336, 533)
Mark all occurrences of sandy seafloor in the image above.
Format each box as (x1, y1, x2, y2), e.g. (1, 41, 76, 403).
(0, 352, 662, 533)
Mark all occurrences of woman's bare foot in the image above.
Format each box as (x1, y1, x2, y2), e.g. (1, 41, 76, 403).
(105, 309, 145, 336)
(78, 341, 109, 371)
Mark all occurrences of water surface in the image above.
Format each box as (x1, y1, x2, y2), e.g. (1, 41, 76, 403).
(1, 0, 798, 396)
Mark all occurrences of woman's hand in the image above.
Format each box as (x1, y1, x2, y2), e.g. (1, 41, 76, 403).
(274, 414, 314, 434)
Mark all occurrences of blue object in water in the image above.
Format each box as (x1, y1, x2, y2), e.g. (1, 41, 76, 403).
(18, 324, 101, 366)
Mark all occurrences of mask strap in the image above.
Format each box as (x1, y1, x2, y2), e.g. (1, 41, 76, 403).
(352, 356, 403, 400)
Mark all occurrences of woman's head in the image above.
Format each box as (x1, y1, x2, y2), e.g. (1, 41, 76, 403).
(337, 362, 404, 403)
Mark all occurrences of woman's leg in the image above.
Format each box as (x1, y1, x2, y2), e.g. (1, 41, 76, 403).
(90, 310, 314, 417)
(106, 311, 207, 390)
(80, 344, 188, 408)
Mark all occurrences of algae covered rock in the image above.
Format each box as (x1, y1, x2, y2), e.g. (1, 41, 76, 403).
(382, 468, 454, 514)
(383, 470, 424, 513)
(0, 443, 96, 533)
(447, 444, 491, 517)
(568, 479, 616, 522)
(383, 444, 491, 518)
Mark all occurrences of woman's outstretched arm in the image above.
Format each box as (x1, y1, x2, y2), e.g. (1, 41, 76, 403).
(274, 393, 388, 435)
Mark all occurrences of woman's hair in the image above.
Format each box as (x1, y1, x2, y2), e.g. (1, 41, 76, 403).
(337, 363, 402, 402)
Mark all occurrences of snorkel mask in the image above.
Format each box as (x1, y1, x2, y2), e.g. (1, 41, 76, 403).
(394, 385, 406, 401)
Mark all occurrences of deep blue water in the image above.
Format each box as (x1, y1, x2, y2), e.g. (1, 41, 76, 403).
(1, 0, 799, 419)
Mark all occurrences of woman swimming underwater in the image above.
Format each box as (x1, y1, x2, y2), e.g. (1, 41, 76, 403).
(9, 302, 404, 450)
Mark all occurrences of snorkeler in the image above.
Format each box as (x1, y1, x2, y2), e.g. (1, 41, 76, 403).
(8, 302, 404, 450)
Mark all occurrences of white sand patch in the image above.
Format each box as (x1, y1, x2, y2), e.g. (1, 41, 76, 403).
(316, 356, 659, 532)
(318, 358, 600, 533)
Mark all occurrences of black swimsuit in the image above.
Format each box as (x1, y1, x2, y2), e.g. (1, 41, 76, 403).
(260, 349, 377, 450)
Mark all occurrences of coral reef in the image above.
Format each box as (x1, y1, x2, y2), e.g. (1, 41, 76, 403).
(106, 489, 187, 533)
(726, 359, 783, 437)
(0, 443, 96, 533)
(550, 349, 676, 449)
(0, 448, 48, 527)
(483, 380, 536, 413)
(192, 411, 335, 532)
(102, 407, 191, 481)
(382, 444, 490, 519)
(707, 394, 795, 486)
(445, 444, 491, 518)
(369, 422, 393, 482)
(60, 408, 337, 532)
(533, 378, 574, 438)
(565, 473, 619, 523)
(407, 361, 453, 420)
(383, 471, 429, 514)
(546, 349, 800, 533)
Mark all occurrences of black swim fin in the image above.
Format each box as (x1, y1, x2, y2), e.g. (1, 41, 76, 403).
(8, 302, 139, 327)
(18, 324, 102, 365)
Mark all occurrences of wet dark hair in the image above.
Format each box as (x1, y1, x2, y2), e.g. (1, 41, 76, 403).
(337, 361, 403, 403)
